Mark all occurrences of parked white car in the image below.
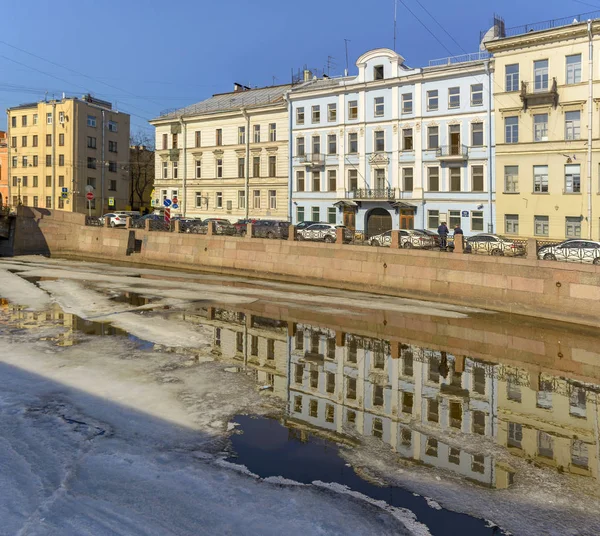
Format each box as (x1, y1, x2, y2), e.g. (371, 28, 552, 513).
(466, 234, 526, 256)
(99, 213, 129, 227)
(537, 239, 600, 264)
(297, 223, 353, 243)
(368, 229, 436, 249)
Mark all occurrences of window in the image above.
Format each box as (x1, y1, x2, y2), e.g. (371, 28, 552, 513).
(325, 134, 336, 155)
(171, 161, 177, 179)
(109, 179, 117, 191)
(253, 125, 260, 143)
(538, 431, 554, 459)
(195, 131, 201, 148)
(373, 385, 384, 407)
(327, 207, 336, 224)
(312, 135, 320, 155)
(428, 167, 439, 191)
(346, 377, 357, 400)
(162, 161, 168, 179)
(33, 155, 38, 167)
(253, 156, 260, 177)
(373, 64, 384, 80)
(21, 136, 27, 147)
(566, 216, 582, 238)
(46, 134, 52, 147)
(427, 126, 439, 149)
(22, 156, 28, 167)
(10, 137, 17, 148)
(21, 115, 27, 127)
(46, 113, 53, 125)
(427, 90, 438, 111)
(216, 192, 223, 208)
(327, 169, 336, 191)
(428, 209, 439, 229)
(472, 165, 484, 192)
(296, 171, 305, 192)
(448, 87, 460, 108)
(348, 132, 358, 153)
(22, 176, 29, 187)
(309, 399, 318, 417)
(32, 135, 38, 147)
(238, 190, 245, 209)
(238, 126, 246, 145)
(33, 176, 38, 187)
(46, 155, 52, 166)
(471, 454, 485, 474)
(472, 211, 484, 232)
(216, 158, 223, 178)
(505, 117, 519, 143)
(296, 136, 305, 157)
(565, 164, 581, 193)
(312, 171, 320, 192)
(45, 196, 51, 208)
(172, 133, 180, 150)
(195, 160, 201, 179)
(87, 136, 97, 149)
(572, 440, 589, 468)
(12, 156, 17, 168)
(566, 54, 582, 84)
(324, 404, 334, 423)
(348, 100, 358, 120)
(195, 192, 203, 208)
(312, 105, 320, 123)
(108, 140, 117, 152)
(401, 391, 413, 414)
(32, 113, 38, 125)
(534, 59, 549, 91)
(402, 168, 413, 191)
(534, 165, 548, 193)
(374, 96, 384, 117)
(534, 215, 549, 236)
(506, 63, 519, 92)
(269, 190, 277, 209)
(268, 156, 276, 177)
(402, 128, 413, 151)
(504, 166, 519, 193)
(402, 93, 413, 114)
(216, 129, 222, 146)
(374, 130, 385, 152)
(11, 116, 16, 128)
(471, 122, 483, 146)
(533, 113, 548, 142)
(348, 169, 358, 191)
(296, 206, 305, 222)
(58, 155, 65, 166)
(87, 177, 97, 189)
(253, 190, 261, 209)
(238, 157, 245, 178)
(427, 399, 439, 423)
(296, 107, 305, 125)
(33, 196, 38, 207)
(565, 111, 581, 140)
(58, 111, 65, 124)
(12, 176, 17, 187)
(327, 103, 336, 122)
(87, 115, 96, 127)
(450, 168, 461, 192)
(450, 401, 462, 428)
(505, 214, 519, 234)
(471, 83, 483, 106)
(570, 387, 587, 418)
(108, 121, 118, 132)
(311, 206, 320, 221)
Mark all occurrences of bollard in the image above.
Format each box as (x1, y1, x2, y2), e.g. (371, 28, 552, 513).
(391, 230, 401, 249)
(288, 224, 296, 241)
(336, 227, 344, 244)
(526, 238, 537, 260)
(125, 217, 132, 229)
(174, 219, 181, 233)
(105, 216, 111, 228)
(454, 234, 464, 254)
(246, 222, 253, 239)
(145, 218, 151, 232)
(207, 221, 215, 236)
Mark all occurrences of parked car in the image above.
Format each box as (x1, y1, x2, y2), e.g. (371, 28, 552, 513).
(537, 239, 600, 264)
(296, 221, 327, 231)
(252, 220, 289, 239)
(99, 212, 129, 227)
(200, 218, 235, 235)
(178, 218, 204, 233)
(368, 229, 436, 249)
(234, 218, 260, 236)
(297, 223, 352, 243)
(466, 234, 526, 256)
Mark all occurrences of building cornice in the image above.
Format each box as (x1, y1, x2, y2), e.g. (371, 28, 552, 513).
(150, 102, 288, 126)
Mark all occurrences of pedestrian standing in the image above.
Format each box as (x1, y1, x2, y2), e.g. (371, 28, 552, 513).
(453, 223, 464, 251)
(437, 221, 449, 250)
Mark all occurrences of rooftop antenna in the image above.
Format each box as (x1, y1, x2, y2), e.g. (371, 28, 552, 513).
(326, 56, 336, 76)
(394, 0, 397, 51)
(344, 39, 350, 76)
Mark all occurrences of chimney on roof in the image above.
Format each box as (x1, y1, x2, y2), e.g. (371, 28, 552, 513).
(303, 69, 312, 82)
(234, 83, 245, 92)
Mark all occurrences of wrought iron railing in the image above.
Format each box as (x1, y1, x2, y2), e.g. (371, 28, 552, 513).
(428, 51, 491, 67)
(521, 78, 558, 95)
(298, 153, 325, 166)
(348, 188, 397, 200)
(179, 221, 207, 234)
(504, 10, 600, 37)
(85, 216, 102, 226)
(149, 219, 172, 232)
(436, 145, 469, 158)
(130, 218, 146, 229)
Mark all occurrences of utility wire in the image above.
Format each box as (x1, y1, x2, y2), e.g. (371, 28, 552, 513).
(397, 0, 455, 56)
(413, 0, 465, 53)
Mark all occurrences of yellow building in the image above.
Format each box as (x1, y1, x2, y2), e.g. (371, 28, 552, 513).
(486, 17, 600, 240)
(6, 95, 130, 216)
(150, 84, 290, 221)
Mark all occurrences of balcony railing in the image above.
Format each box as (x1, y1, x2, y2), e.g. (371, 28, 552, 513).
(298, 153, 325, 167)
(428, 51, 491, 67)
(520, 78, 558, 111)
(348, 188, 397, 200)
(436, 145, 469, 159)
(504, 10, 600, 38)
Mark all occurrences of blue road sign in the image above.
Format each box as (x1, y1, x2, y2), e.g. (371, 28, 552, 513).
(172, 203, 179, 209)
(461, 211, 469, 217)
(61, 187, 68, 193)
(163, 199, 172, 208)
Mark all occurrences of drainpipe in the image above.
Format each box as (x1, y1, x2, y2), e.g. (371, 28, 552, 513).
(180, 115, 187, 218)
(284, 91, 293, 222)
(241, 108, 250, 219)
(485, 60, 494, 233)
(52, 101, 56, 209)
(587, 20, 593, 239)
(101, 109, 106, 213)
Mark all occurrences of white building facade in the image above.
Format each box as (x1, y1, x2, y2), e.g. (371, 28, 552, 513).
(288, 48, 495, 236)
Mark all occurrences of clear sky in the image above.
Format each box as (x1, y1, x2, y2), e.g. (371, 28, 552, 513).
(1, 0, 597, 136)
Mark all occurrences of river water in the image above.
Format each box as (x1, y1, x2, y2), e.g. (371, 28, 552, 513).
(0, 256, 599, 535)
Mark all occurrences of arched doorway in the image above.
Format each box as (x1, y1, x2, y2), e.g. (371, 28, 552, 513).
(366, 208, 392, 238)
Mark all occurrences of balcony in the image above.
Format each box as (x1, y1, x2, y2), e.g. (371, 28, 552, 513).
(436, 145, 468, 161)
(348, 188, 397, 200)
(520, 78, 558, 111)
(298, 153, 325, 168)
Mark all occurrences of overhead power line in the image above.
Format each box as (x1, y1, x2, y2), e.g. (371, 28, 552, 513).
(397, 0, 455, 56)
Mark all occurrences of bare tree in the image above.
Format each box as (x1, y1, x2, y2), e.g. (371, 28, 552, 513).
(129, 131, 155, 210)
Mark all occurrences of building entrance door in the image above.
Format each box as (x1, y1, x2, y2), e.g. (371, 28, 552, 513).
(400, 209, 415, 229)
(449, 125, 461, 155)
(343, 208, 356, 230)
(366, 208, 392, 238)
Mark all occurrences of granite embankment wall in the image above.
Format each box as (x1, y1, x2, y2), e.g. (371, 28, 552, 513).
(6, 207, 600, 328)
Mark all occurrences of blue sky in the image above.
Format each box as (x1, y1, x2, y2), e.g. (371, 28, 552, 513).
(1, 0, 597, 135)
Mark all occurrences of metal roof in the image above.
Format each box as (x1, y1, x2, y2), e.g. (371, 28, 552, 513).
(153, 84, 292, 121)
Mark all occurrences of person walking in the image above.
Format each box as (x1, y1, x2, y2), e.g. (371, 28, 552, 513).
(437, 221, 449, 250)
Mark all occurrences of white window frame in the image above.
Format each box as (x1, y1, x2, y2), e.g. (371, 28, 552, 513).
(427, 90, 438, 111)
(296, 107, 304, 125)
(312, 105, 320, 123)
(533, 165, 549, 193)
(565, 164, 581, 193)
(269, 190, 277, 209)
(566, 54, 582, 85)
(374, 96, 384, 117)
(470, 84, 483, 106)
(534, 215, 549, 236)
(506, 64, 519, 92)
(505, 214, 519, 234)
(505, 116, 519, 143)
(195, 160, 201, 179)
(448, 87, 460, 109)
(327, 103, 337, 122)
(348, 100, 358, 120)
(565, 110, 581, 140)
(374, 130, 385, 152)
(401, 93, 413, 114)
(534, 113, 548, 142)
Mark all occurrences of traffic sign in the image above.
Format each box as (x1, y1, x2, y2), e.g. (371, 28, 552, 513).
(108, 197, 115, 207)
(85, 185, 95, 193)
(61, 187, 68, 194)
(164, 207, 171, 224)
(461, 211, 469, 217)
(86, 192, 95, 201)
(61, 193, 68, 199)
(172, 203, 179, 209)
(172, 196, 178, 205)
(163, 199, 172, 208)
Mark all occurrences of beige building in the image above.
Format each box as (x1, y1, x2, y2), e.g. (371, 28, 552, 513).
(6, 95, 130, 216)
(150, 84, 291, 221)
(486, 17, 600, 240)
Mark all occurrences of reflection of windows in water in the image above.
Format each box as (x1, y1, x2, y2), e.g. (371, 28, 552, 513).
(570, 387, 587, 418)
(428, 355, 440, 383)
(372, 418, 383, 438)
(401, 391, 413, 414)
(536, 379, 553, 409)
(473, 367, 486, 395)
(425, 437, 438, 457)
(294, 364, 304, 384)
(346, 377, 357, 400)
(327, 337, 336, 359)
(451, 368, 462, 388)
(214, 328, 221, 347)
(472, 410, 485, 435)
(402, 347, 414, 376)
(538, 431, 554, 459)
(400, 427, 412, 447)
(325, 404, 334, 423)
(427, 399, 439, 423)
(309, 399, 318, 417)
(347, 340, 358, 363)
(373, 348, 385, 369)
(326, 372, 335, 393)
(267, 373, 274, 387)
(236, 332, 244, 353)
(507, 377, 522, 402)
(346, 410, 356, 424)
(471, 454, 485, 474)
(449, 447, 461, 465)
(373, 385, 384, 406)
(449, 402, 462, 429)
(508, 422, 522, 448)
(310, 370, 319, 389)
(295, 330, 304, 350)
(572, 440, 589, 468)
(293, 395, 302, 413)
(251, 335, 259, 356)
(267, 339, 275, 360)
(310, 332, 320, 354)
